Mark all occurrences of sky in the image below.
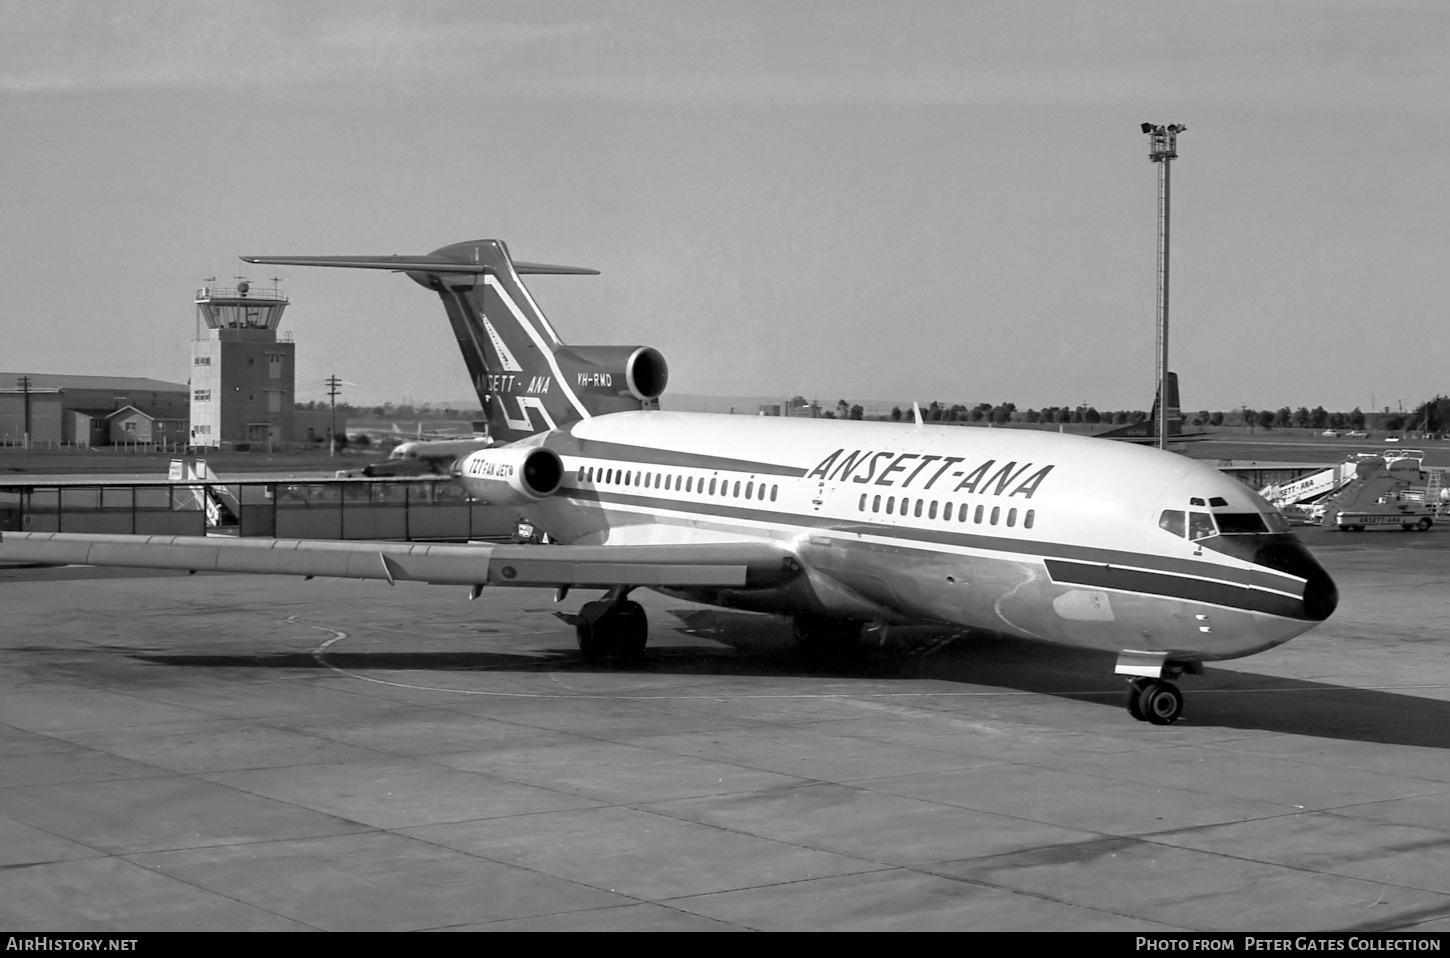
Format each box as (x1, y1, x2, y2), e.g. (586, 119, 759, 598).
(2, 0, 1447, 415)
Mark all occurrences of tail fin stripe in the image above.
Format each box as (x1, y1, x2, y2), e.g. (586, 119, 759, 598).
(489, 250, 562, 346)
(500, 396, 559, 434)
(480, 314, 525, 372)
(484, 275, 591, 421)
(509, 269, 563, 345)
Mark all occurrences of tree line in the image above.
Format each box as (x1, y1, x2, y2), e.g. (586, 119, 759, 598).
(862, 395, 1450, 432)
(302, 394, 1450, 435)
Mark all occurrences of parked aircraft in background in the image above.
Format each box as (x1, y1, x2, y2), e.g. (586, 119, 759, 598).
(361, 436, 494, 478)
(1093, 372, 1207, 445)
(0, 239, 1338, 725)
(391, 421, 474, 441)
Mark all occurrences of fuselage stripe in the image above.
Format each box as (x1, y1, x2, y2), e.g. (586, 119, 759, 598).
(1045, 560, 1311, 620)
(556, 483, 1307, 597)
(551, 438, 808, 478)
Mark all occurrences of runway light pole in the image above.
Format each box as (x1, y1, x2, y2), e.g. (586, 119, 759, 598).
(1141, 122, 1185, 451)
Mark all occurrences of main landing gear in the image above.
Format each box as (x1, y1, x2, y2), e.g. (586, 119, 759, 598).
(1124, 677, 1185, 725)
(570, 587, 649, 661)
(792, 615, 864, 653)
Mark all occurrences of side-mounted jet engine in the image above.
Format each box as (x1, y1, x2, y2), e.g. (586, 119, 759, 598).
(454, 446, 564, 506)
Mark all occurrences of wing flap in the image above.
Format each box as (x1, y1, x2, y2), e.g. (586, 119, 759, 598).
(0, 533, 490, 582)
(0, 533, 799, 589)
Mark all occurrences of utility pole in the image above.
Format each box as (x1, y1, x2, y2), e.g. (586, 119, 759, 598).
(1141, 122, 1186, 451)
(18, 375, 31, 448)
(326, 375, 342, 457)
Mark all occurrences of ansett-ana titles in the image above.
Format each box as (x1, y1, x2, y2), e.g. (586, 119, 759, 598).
(806, 448, 1054, 498)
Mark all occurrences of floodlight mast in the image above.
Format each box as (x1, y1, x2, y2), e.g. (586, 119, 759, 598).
(1142, 122, 1185, 450)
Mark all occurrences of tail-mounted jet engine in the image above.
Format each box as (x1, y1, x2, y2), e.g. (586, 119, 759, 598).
(455, 446, 564, 506)
(554, 345, 668, 414)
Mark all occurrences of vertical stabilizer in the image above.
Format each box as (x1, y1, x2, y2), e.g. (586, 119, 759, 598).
(1094, 372, 1184, 442)
(424, 240, 595, 441)
(242, 239, 603, 443)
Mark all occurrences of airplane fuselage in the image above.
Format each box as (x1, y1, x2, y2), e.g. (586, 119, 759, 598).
(216, 237, 1336, 723)
(457, 412, 1336, 665)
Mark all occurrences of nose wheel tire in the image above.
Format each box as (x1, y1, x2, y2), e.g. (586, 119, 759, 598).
(1130, 679, 1184, 725)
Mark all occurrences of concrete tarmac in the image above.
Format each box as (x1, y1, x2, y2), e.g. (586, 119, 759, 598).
(2, 530, 1449, 931)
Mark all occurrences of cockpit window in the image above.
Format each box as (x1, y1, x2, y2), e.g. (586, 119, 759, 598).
(1216, 513, 1270, 535)
(1188, 512, 1217, 540)
(1209, 496, 1228, 507)
(1159, 510, 1186, 537)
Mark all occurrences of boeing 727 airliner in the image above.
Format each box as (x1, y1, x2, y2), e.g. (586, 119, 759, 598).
(0, 240, 1338, 725)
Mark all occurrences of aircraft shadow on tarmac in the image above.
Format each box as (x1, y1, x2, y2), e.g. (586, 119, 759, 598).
(101, 606, 1450, 752)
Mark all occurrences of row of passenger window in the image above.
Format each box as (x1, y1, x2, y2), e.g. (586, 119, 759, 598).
(577, 465, 779, 503)
(858, 493, 1036, 530)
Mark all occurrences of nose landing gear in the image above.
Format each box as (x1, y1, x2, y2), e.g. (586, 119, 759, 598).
(1125, 677, 1184, 725)
(1116, 652, 1194, 725)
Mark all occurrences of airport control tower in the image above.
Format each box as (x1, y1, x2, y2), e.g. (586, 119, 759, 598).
(189, 279, 294, 448)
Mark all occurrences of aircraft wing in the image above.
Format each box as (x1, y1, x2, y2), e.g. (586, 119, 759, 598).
(0, 532, 800, 590)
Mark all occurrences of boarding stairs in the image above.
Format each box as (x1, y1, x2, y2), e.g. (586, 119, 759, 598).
(169, 458, 241, 531)
(1317, 454, 1425, 528)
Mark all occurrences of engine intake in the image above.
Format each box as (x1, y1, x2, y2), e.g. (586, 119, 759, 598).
(558, 345, 669, 405)
(456, 446, 564, 506)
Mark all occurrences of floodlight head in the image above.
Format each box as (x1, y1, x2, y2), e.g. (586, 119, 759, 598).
(1141, 122, 1155, 134)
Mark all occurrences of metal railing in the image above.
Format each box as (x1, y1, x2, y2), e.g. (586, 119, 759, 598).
(0, 476, 517, 542)
(0, 438, 190, 452)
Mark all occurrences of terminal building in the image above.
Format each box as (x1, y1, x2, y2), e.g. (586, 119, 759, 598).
(0, 373, 189, 446)
(189, 280, 296, 448)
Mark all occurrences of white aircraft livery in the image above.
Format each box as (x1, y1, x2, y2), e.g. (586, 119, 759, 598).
(0, 239, 1338, 725)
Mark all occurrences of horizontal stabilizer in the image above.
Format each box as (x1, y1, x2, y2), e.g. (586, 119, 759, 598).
(240, 254, 599, 275)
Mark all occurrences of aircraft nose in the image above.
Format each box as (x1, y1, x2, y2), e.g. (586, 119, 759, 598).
(1255, 538, 1338, 621)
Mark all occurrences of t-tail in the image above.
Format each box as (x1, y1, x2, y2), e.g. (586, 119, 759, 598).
(242, 239, 669, 444)
(1094, 371, 1188, 443)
